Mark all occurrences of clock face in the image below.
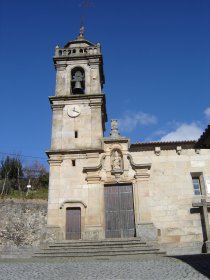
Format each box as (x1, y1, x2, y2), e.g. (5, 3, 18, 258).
(67, 105, 81, 118)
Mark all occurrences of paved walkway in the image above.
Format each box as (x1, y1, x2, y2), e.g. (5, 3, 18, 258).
(0, 255, 210, 280)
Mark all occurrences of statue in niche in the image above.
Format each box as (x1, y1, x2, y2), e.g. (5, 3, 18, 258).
(111, 150, 123, 171)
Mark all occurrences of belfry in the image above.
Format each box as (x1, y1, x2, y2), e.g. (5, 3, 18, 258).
(46, 29, 210, 255)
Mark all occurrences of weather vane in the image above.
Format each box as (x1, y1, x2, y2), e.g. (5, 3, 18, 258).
(79, 0, 94, 37)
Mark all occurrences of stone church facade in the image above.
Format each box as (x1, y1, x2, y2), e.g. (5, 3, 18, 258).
(46, 30, 210, 255)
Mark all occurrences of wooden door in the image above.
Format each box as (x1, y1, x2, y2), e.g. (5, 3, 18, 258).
(66, 207, 81, 240)
(104, 184, 135, 238)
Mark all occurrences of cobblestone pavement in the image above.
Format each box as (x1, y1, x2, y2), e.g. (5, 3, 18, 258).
(0, 255, 210, 280)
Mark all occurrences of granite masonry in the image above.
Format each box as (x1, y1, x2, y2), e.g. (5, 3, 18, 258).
(45, 29, 210, 255)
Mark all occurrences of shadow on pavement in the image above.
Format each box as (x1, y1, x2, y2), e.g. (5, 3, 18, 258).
(172, 254, 210, 279)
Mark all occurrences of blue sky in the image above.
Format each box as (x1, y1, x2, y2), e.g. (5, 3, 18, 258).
(0, 0, 210, 166)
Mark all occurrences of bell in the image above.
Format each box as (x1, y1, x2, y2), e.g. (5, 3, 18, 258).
(73, 81, 84, 94)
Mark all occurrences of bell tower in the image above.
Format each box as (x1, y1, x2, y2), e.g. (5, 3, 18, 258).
(50, 27, 107, 151)
(46, 28, 108, 241)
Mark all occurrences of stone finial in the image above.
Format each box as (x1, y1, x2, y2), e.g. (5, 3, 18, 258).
(110, 119, 121, 138)
(55, 45, 60, 56)
(77, 23, 85, 39)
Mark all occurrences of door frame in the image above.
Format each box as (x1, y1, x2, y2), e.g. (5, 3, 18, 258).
(66, 207, 81, 240)
(104, 183, 136, 238)
(60, 201, 86, 240)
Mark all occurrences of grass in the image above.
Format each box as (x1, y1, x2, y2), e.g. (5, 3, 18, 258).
(1, 188, 48, 200)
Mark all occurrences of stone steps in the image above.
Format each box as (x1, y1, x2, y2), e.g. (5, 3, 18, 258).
(49, 238, 147, 248)
(34, 238, 165, 258)
(45, 244, 151, 250)
(52, 237, 140, 243)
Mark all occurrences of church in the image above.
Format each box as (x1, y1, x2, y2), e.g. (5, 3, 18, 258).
(46, 28, 210, 255)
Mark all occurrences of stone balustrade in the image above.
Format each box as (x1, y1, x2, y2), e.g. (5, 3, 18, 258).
(55, 45, 101, 57)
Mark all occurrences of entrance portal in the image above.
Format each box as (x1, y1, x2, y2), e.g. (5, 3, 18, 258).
(104, 184, 135, 238)
(66, 207, 81, 240)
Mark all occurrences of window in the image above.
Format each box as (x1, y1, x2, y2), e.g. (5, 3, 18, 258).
(191, 173, 206, 195)
(192, 177, 201, 195)
(72, 160, 76, 167)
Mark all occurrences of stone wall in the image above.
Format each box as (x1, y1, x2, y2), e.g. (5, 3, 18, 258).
(0, 199, 47, 249)
(131, 148, 210, 255)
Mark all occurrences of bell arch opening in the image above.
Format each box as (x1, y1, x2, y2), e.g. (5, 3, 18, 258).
(71, 67, 85, 94)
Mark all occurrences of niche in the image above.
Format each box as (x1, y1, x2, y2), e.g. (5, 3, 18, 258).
(111, 149, 123, 171)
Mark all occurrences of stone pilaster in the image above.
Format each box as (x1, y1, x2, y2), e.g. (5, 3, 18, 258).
(55, 64, 66, 96)
(47, 158, 63, 226)
(50, 105, 64, 150)
(133, 172, 157, 242)
(90, 98, 103, 148)
(128, 154, 157, 242)
(89, 58, 101, 94)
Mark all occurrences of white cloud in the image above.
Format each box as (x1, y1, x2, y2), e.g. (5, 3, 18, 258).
(204, 107, 210, 119)
(153, 129, 167, 136)
(118, 111, 157, 132)
(160, 122, 203, 141)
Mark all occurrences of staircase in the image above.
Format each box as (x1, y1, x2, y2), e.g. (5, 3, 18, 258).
(34, 238, 165, 258)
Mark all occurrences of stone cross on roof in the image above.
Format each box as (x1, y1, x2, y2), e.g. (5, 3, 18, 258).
(79, 24, 85, 38)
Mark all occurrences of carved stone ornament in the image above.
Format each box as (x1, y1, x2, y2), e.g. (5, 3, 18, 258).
(60, 200, 87, 209)
(83, 155, 105, 183)
(127, 154, 151, 180)
(195, 148, 200, 154)
(110, 119, 121, 138)
(176, 146, 182, 155)
(111, 149, 123, 181)
(155, 146, 161, 156)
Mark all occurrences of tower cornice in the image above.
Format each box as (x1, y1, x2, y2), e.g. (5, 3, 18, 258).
(49, 94, 107, 123)
(49, 93, 106, 104)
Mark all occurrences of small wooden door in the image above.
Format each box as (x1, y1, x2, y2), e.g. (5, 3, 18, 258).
(66, 207, 81, 240)
(104, 184, 135, 238)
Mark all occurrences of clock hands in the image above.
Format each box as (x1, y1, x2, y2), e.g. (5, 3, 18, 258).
(68, 106, 80, 117)
(73, 107, 80, 114)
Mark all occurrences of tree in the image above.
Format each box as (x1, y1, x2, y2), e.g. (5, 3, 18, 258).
(0, 156, 23, 195)
(23, 161, 49, 190)
(0, 157, 49, 197)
